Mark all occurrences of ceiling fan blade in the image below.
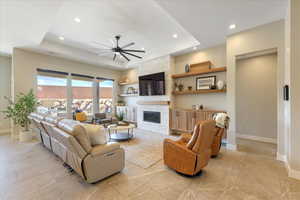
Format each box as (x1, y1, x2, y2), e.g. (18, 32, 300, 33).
(120, 42, 135, 49)
(120, 52, 130, 61)
(122, 51, 142, 59)
(91, 41, 112, 49)
(122, 49, 145, 53)
(113, 53, 117, 61)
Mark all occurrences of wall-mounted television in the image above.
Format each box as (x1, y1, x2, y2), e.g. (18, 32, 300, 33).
(139, 72, 165, 96)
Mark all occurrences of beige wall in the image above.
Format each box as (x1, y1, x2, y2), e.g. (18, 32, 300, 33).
(174, 44, 227, 110)
(288, 0, 300, 175)
(0, 56, 11, 134)
(236, 53, 277, 140)
(12, 49, 122, 97)
(226, 20, 285, 151)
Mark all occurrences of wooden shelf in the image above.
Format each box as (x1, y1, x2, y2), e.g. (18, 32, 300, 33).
(172, 89, 226, 95)
(137, 101, 170, 105)
(171, 67, 226, 79)
(118, 81, 138, 86)
(118, 94, 138, 97)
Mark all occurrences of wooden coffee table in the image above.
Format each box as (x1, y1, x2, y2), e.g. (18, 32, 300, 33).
(107, 124, 135, 141)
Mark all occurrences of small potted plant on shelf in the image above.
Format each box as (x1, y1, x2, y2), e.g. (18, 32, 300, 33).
(2, 89, 38, 142)
(178, 83, 184, 92)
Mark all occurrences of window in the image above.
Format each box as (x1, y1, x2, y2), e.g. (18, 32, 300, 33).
(99, 80, 114, 113)
(37, 75, 67, 113)
(71, 79, 93, 115)
(36, 69, 115, 117)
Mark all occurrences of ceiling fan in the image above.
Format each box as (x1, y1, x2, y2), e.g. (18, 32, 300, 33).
(92, 35, 145, 62)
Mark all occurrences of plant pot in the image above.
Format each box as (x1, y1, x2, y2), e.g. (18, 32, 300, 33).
(19, 130, 32, 142)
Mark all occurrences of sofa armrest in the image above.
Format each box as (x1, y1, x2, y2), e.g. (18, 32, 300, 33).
(90, 142, 120, 156)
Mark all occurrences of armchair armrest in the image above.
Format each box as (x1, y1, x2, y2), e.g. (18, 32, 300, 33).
(90, 142, 120, 156)
(179, 133, 192, 143)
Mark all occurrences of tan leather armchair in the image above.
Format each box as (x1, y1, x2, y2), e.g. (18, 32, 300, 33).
(180, 127, 225, 158)
(163, 120, 216, 176)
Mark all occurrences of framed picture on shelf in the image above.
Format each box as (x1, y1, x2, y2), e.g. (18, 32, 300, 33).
(196, 76, 216, 90)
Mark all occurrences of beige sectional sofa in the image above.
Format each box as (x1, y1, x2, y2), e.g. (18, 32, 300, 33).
(28, 112, 125, 183)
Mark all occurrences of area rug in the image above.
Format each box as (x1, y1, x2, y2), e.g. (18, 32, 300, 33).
(119, 129, 177, 169)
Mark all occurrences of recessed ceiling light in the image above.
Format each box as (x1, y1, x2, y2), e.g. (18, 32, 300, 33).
(74, 17, 81, 23)
(141, 47, 145, 51)
(229, 24, 236, 30)
(193, 46, 197, 50)
(59, 36, 65, 41)
(173, 34, 178, 38)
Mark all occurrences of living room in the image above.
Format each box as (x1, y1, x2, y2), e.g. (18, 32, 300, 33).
(1, 0, 300, 199)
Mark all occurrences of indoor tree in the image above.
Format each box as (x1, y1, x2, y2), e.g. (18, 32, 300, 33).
(2, 89, 38, 132)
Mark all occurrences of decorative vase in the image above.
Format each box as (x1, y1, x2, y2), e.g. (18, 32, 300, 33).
(188, 86, 192, 91)
(217, 80, 225, 90)
(178, 85, 184, 91)
(185, 64, 190, 73)
(19, 130, 32, 142)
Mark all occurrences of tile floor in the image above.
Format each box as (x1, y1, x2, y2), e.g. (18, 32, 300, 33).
(0, 130, 299, 200)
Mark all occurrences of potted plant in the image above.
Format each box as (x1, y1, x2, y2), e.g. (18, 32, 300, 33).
(2, 89, 38, 142)
(178, 83, 184, 91)
(115, 111, 128, 126)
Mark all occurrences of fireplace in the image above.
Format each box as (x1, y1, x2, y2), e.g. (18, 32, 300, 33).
(143, 111, 161, 124)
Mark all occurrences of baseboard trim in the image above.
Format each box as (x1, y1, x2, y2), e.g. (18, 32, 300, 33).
(286, 162, 300, 180)
(226, 143, 237, 151)
(277, 152, 287, 163)
(276, 152, 300, 180)
(237, 134, 277, 144)
(0, 129, 10, 136)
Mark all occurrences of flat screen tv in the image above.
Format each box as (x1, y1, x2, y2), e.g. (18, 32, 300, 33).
(139, 72, 165, 96)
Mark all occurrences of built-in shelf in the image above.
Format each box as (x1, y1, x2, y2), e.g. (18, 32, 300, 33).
(172, 89, 226, 95)
(118, 94, 138, 97)
(137, 101, 170, 105)
(118, 81, 138, 86)
(171, 67, 227, 79)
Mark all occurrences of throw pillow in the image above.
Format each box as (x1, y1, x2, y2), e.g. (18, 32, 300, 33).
(82, 124, 107, 146)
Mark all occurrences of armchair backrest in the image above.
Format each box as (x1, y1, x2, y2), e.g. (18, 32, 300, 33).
(190, 120, 216, 154)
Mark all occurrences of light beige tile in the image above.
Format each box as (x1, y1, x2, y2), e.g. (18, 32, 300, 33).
(0, 133, 299, 200)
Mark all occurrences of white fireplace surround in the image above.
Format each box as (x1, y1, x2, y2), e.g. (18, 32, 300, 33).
(137, 105, 169, 135)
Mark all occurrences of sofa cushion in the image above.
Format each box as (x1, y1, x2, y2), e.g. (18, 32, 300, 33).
(58, 119, 92, 153)
(44, 115, 62, 126)
(29, 112, 45, 122)
(82, 124, 107, 146)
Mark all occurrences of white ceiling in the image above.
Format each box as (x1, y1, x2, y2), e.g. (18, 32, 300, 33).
(154, 0, 288, 49)
(0, 0, 63, 55)
(0, 0, 288, 70)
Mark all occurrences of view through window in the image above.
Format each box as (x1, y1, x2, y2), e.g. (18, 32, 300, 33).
(99, 80, 113, 113)
(37, 75, 67, 113)
(37, 72, 114, 116)
(72, 79, 93, 114)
